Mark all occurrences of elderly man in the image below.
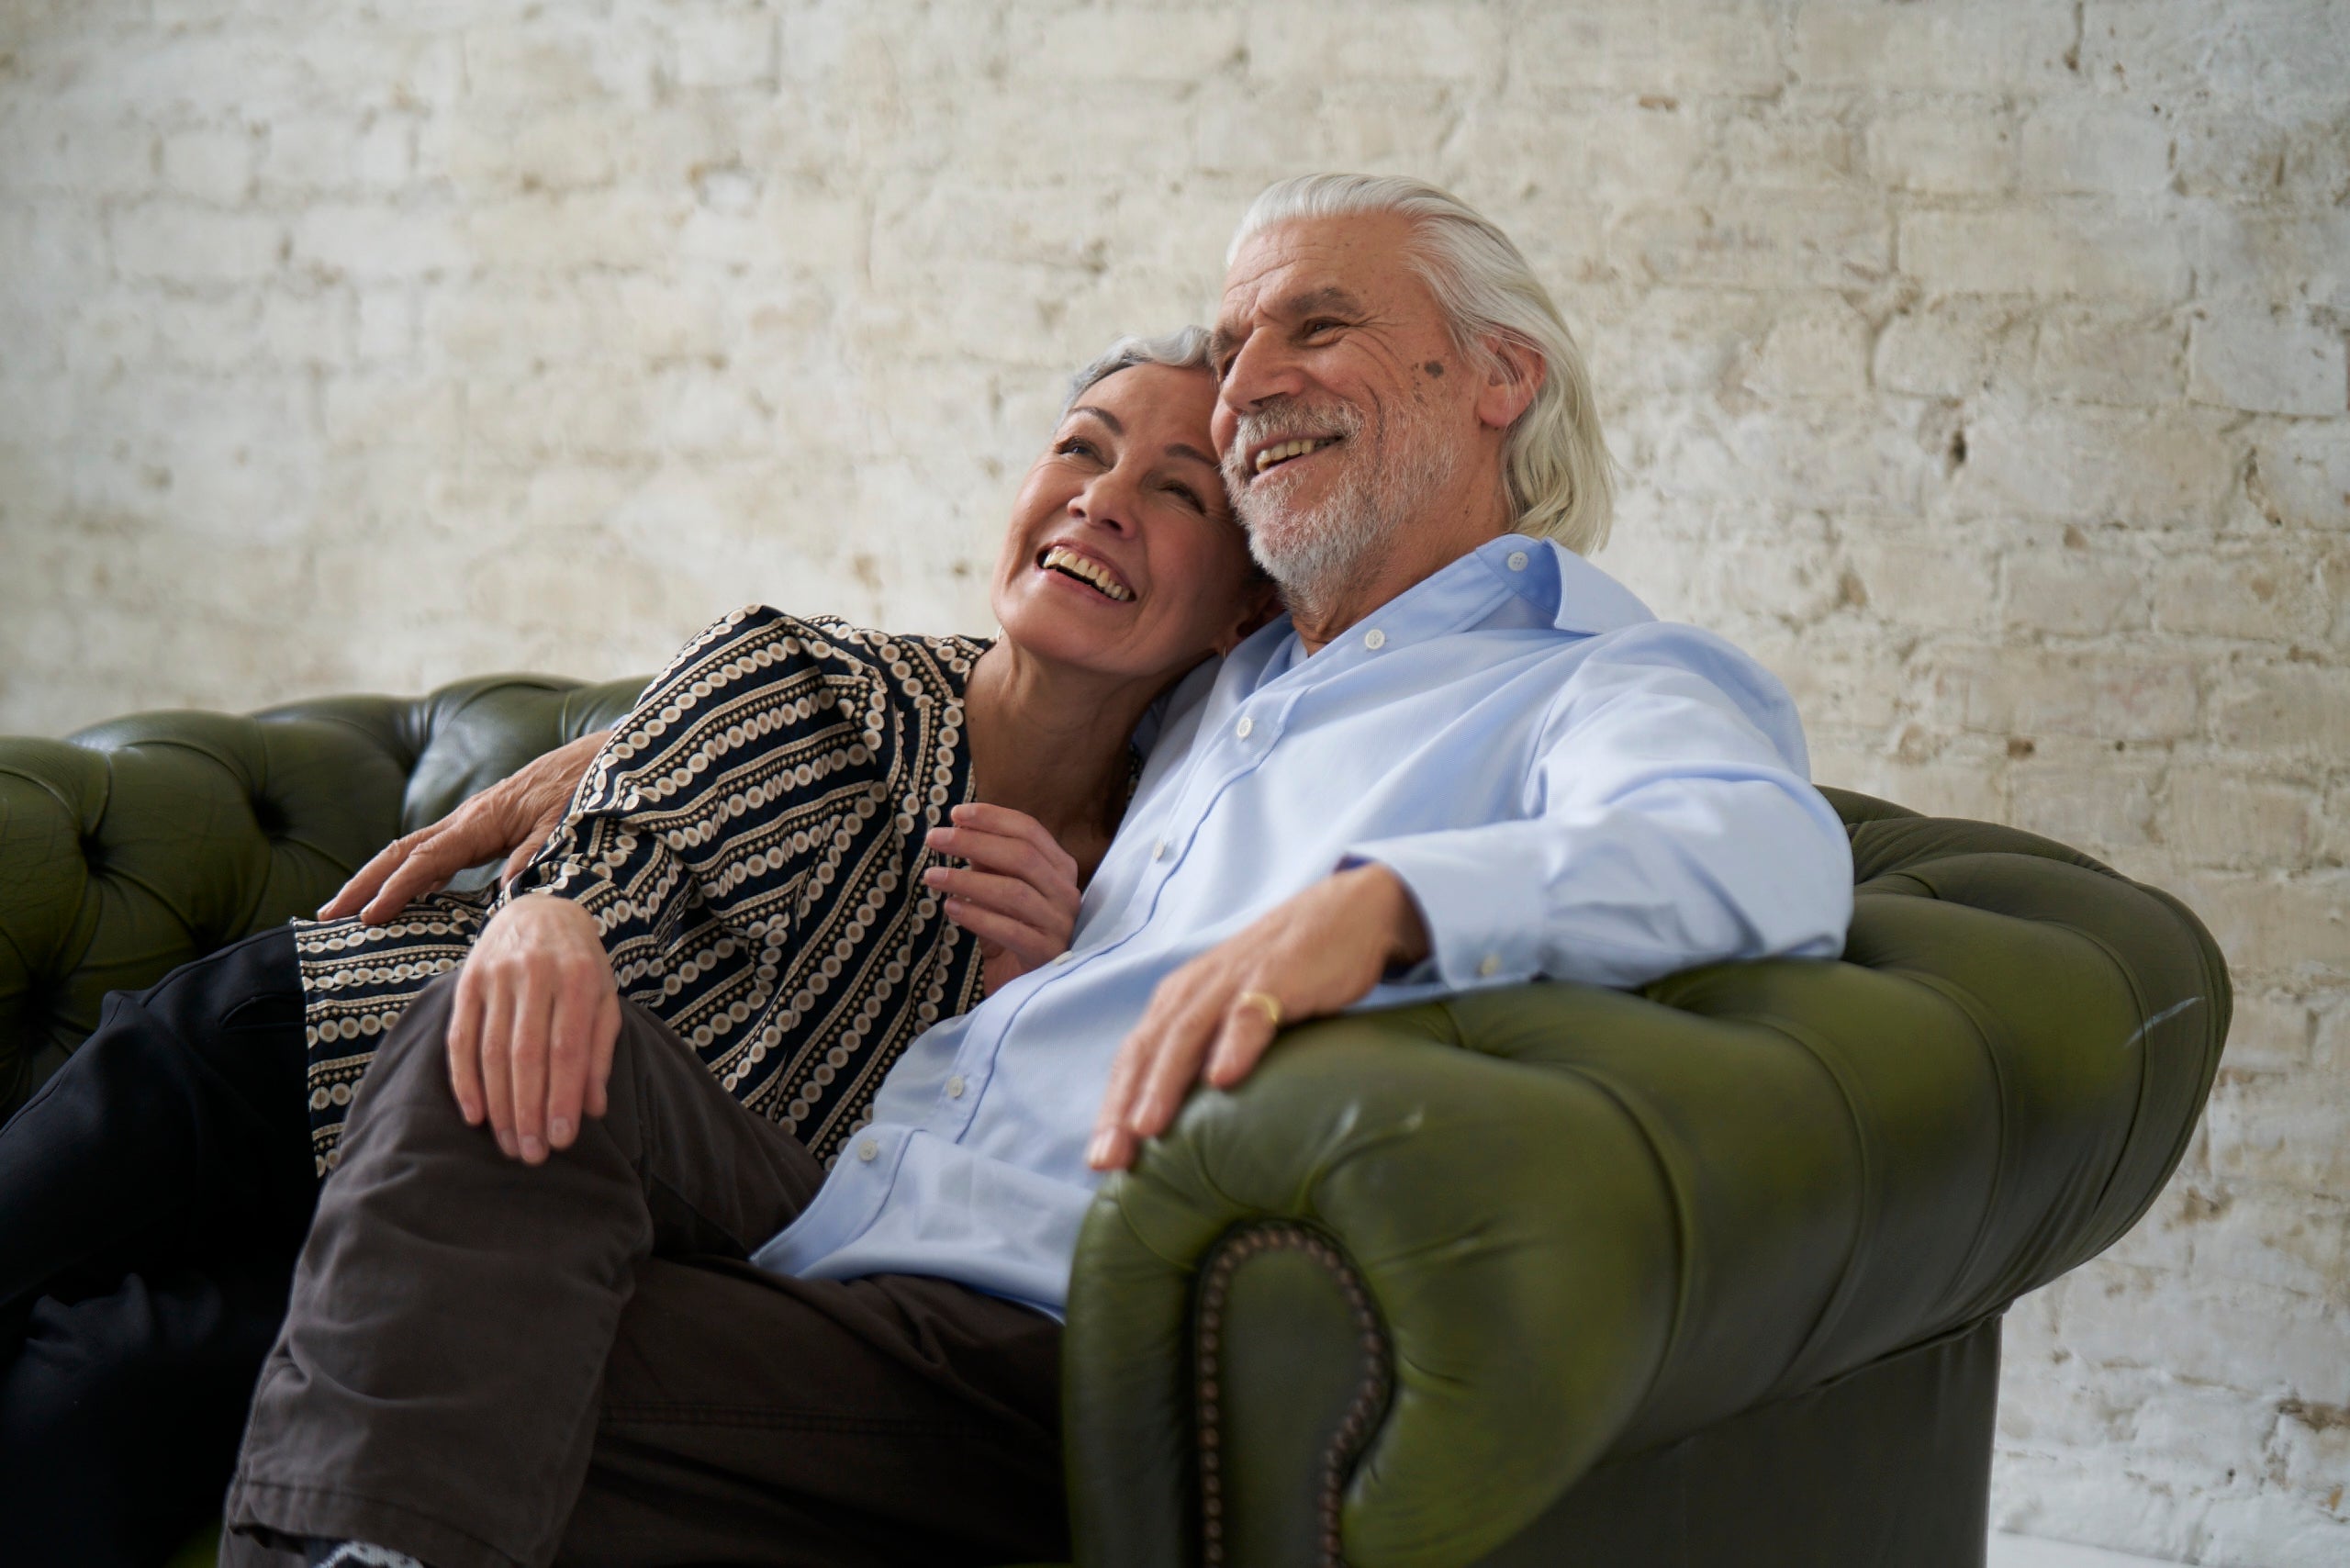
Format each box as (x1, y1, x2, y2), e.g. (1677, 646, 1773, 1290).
(221, 174, 1850, 1568)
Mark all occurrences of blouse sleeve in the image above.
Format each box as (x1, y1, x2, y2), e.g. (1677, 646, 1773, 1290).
(498, 605, 893, 998)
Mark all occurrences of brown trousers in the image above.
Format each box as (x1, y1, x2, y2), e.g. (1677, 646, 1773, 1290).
(221, 974, 1068, 1568)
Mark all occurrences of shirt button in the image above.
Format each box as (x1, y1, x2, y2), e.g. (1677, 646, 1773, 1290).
(946, 1075, 967, 1100)
(1507, 551, 1529, 572)
(856, 1137, 879, 1162)
(1477, 954, 1501, 978)
(1153, 839, 1169, 860)
(1363, 629, 1386, 650)
(1051, 950, 1074, 967)
(1235, 716, 1254, 739)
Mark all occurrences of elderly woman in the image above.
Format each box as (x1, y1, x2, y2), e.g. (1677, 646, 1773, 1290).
(0, 330, 1272, 1568)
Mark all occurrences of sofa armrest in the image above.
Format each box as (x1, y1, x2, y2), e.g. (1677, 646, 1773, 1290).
(0, 674, 646, 1118)
(1064, 844, 2227, 1568)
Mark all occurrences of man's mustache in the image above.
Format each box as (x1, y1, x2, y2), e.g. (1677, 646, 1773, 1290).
(1220, 398, 1368, 488)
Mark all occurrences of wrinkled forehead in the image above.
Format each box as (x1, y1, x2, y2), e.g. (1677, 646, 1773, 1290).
(1214, 211, 1434, 340)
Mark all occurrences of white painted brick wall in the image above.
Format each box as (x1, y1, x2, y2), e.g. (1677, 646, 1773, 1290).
(0, 2, 2344, 1561)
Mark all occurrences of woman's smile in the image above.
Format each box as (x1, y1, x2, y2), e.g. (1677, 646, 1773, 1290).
(1035, 542, 1136, 603)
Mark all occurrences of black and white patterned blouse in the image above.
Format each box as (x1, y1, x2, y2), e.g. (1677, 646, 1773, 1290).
(295, 607, 990, 1176)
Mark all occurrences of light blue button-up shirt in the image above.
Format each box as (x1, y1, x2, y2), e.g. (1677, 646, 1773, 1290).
(752, 534, 1854, 1314)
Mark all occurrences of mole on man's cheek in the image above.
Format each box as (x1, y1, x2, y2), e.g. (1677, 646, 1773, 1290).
(1424, 361, 1445, 377)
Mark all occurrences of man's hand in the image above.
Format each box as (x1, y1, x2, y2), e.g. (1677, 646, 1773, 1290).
(1087, 864, 1430, 1171)
(923, 803, 1083, 996)
(449, 892, 621, 1165)
(319, 729, 611, 924)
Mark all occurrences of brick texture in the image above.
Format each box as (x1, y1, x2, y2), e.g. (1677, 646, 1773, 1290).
(0, 2, 2344, 1562)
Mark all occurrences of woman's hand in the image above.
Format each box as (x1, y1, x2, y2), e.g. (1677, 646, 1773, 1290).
(448, 892, 621, 1165)
(923, 803, 1083, 996)
(319, 729, 612, 925)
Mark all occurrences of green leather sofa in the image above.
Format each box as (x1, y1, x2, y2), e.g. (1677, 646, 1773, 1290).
(1, 676, 2232, 1568)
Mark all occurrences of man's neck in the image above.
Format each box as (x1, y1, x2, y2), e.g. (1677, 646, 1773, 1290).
(1286, 503, 1513, 655)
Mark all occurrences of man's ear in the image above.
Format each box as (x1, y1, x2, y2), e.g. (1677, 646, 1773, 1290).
(1214, 580, 1284, 655)
(1474, 336, 1546, 431)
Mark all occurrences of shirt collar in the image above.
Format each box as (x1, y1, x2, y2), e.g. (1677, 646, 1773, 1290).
(1243, 532, 1656, 682)
(1483, 533, 1657, 634)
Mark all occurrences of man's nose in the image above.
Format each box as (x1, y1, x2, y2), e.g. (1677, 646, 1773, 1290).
(1219, 329, 1305, 415)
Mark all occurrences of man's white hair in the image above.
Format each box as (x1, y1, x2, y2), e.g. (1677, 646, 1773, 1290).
(1228, 174, 1615, 555)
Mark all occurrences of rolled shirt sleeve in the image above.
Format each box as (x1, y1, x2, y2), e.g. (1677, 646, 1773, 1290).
(1348, 622, 1853, 994)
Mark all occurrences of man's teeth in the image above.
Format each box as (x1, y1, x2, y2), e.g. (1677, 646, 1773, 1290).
(1042, 545, 1134, 602)
(1253, 437, 1334, 475)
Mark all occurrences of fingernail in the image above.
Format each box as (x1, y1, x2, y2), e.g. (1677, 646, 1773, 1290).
(521, 1135, 546, 1162)
(550, 1117, 573, 1145)
(496, 1130, 519, 1158)
(922, 868, 947, 885)
(1086, 1130, 1118, 1169)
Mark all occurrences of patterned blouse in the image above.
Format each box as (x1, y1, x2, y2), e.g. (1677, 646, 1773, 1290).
(295, 607, 990, 1176)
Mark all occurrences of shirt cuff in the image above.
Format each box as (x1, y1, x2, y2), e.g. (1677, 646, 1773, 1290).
(1343, 833, 1546, 993)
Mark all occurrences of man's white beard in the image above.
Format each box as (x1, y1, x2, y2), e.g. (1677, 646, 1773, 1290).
(1224, 398, 1458, 623)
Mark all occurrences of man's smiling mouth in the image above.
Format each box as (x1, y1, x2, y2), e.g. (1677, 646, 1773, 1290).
(1038, 543, 1135, 602)
(1251, 436, 1341, 476)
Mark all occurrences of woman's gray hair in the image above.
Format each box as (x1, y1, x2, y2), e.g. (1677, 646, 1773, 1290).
(1227, 174, 1616, 555)
(1062, 326, 1214, 414)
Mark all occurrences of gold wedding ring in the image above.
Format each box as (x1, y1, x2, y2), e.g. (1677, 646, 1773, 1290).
(1237, 990, 1283, 1030)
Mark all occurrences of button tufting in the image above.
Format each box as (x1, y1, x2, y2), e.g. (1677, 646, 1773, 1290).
(250, 795, 291, 836)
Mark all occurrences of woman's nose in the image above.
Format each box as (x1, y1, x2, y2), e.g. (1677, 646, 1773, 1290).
(1072, 468, 1143, 533)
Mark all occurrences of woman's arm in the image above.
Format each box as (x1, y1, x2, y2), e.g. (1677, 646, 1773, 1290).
(442, 605, 867, 1163)
(318, 729, 612, 924)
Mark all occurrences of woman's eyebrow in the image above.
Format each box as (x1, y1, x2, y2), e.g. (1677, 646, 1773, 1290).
(1069, 407, 1212, 466)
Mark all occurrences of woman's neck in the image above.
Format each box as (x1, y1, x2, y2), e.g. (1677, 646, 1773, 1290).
(961, 641, 1174, 880)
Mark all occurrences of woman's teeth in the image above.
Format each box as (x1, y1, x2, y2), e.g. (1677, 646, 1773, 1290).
(1042, 545, 1134, 602)
(1254, 436, 1336, 475)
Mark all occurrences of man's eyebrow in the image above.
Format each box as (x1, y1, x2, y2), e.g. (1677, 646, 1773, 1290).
(1208, 286, 1369, 365)
(1281, 286, 1366, 319)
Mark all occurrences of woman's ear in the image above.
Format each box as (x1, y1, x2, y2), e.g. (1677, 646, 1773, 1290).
(1214, 580, 1284, 655)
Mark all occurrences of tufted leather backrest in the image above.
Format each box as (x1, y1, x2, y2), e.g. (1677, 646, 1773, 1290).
(0, 675, 644, 1118)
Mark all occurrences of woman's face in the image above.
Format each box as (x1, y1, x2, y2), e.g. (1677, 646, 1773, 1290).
(991, 362, 1273, 685)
